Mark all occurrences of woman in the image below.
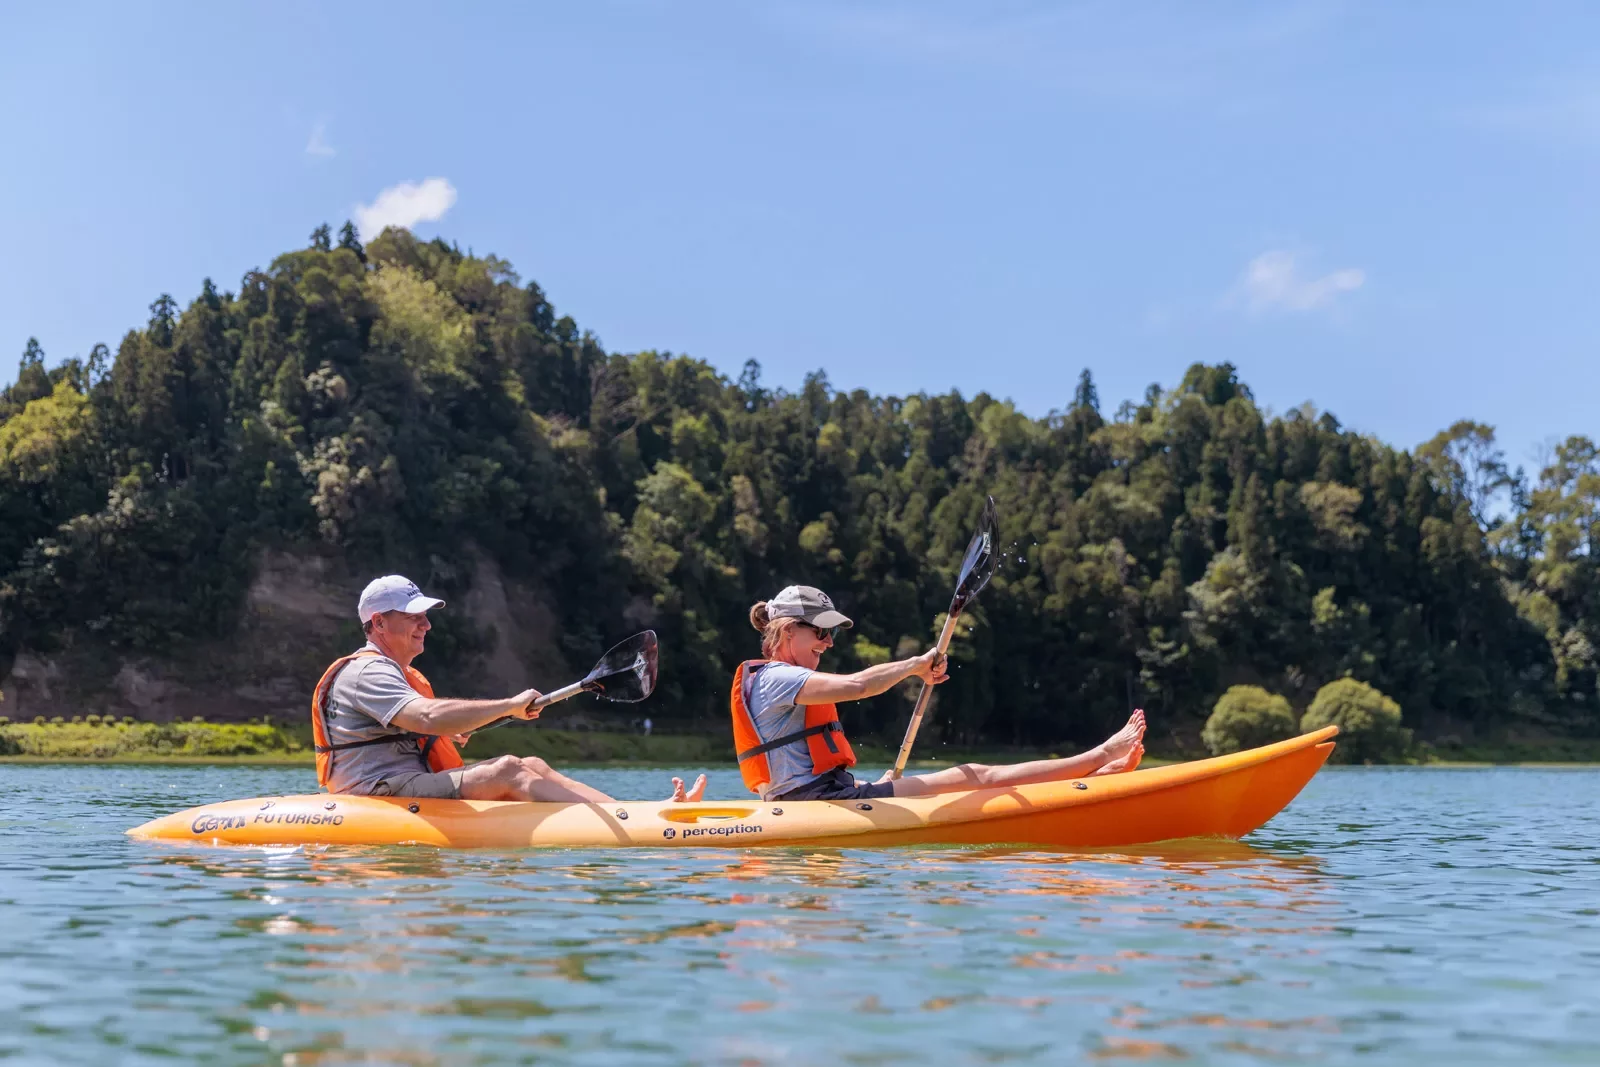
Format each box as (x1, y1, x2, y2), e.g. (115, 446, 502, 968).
(731, 585, 1146, 801)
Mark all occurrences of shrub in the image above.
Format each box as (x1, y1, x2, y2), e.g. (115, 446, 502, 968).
(85, 714, 101, 725)
(1302, 678, 1411, 763)
(1202, 686, 1298, 756)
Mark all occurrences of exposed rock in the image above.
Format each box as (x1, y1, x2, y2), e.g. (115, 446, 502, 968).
(457, 550, 570, 696)
(0, 547, 574, 723)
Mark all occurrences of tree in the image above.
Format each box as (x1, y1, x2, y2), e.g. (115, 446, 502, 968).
(1302, 678, 1411, 763)
(338, 221, 365, 262)
(1202, 685, 1297, 755)
(1072, 368, 1099, 413)
(1419, 420, 1512, 528)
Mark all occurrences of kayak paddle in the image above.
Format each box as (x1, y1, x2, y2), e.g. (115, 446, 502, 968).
(889, 496, 999, 779)
(481, 630, 660, 731)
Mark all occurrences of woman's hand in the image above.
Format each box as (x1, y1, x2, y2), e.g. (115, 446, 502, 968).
(908, 648, 949, 685)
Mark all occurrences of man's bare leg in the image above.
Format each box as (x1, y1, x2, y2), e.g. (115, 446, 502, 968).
(887, 711, 1147, 798)
(455, 757, 706, 803)
(457, 755, 615, 802)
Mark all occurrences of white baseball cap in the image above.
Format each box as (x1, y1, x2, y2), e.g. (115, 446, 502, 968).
(768, 585, 853, 629)
(358, 575, 445, 623)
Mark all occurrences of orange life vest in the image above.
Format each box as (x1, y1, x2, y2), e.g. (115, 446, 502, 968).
(311, 649, 463, 790)
(730, 659, 856, 795)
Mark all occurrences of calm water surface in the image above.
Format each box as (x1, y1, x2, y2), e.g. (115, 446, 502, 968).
(2, 763, 1597, 1065)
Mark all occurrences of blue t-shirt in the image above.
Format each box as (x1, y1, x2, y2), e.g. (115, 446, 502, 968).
(744, 662, 821, 800)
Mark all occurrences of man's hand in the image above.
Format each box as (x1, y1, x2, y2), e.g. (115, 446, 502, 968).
(508, 688, 544, 720)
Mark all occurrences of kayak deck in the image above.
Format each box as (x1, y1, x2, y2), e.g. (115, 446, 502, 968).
(127, 726, 1337, 849)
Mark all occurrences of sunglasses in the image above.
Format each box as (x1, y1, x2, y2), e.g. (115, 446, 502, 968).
(802, 623, 842, 641)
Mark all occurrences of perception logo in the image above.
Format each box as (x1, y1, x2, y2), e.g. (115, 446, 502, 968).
(662, 828, 676, 839)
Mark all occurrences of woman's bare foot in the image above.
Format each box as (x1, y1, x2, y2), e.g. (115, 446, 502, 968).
(667, 775, 708, 802)
(1090, 741, 1144, 776)
(1098, 709, 1146, 766)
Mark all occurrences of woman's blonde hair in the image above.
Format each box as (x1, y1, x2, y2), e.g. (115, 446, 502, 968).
(749, 601, 804, 659)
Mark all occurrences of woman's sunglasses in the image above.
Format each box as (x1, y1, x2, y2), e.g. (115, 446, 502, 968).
(802, 623, 842, 642)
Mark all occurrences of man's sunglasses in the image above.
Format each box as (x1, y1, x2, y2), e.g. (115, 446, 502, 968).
(802, 622, 842, 641)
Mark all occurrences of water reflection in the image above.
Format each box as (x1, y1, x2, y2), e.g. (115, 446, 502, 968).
(7, 764, 1600, 1063)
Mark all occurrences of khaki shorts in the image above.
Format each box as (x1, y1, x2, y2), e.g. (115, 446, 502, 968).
(371, 768, 466, 799)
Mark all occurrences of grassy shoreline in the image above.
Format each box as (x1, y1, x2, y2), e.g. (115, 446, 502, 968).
(6, 719, 1600, 768)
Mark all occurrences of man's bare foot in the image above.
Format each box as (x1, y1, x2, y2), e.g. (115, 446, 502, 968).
(667, 775, 708, 802)
(1090, 741, 1143, 776)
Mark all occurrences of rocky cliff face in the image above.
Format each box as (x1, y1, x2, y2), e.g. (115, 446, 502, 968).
(0, 549, 572, 723)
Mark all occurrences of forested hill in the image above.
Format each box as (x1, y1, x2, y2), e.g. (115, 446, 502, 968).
(1, 224, 1596, 748)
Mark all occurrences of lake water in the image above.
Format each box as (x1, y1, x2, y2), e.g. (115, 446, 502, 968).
(2, 763, 1597, 1065)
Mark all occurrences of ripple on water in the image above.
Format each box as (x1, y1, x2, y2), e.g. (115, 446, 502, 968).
(1, 763, 1599, 1065)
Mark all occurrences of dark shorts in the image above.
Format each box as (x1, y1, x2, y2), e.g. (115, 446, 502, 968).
(370, 768, 466, 799)
(775, 767, 896, 802)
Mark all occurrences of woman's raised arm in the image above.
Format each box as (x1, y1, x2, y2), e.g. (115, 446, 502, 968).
(796, 648, 948, 705)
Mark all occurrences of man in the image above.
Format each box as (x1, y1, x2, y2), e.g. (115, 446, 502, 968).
(314, 574, 706, 803)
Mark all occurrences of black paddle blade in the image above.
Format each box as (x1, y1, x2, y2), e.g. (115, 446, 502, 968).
(949, 495, 999, 612)
(579, 630, 659, 703)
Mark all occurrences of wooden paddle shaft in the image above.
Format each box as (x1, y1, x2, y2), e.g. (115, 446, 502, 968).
(889, 609, 962, 779)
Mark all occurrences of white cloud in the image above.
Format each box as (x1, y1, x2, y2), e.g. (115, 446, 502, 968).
(305, 121, 335, 158)
(1233, 250, 1364, 314)
(354, 178, 458, 241)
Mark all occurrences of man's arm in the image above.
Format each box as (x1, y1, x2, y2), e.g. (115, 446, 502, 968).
(390, 689, 542, 736)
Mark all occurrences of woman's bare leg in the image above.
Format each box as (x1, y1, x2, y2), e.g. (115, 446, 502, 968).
(888, 711, 1146, 798)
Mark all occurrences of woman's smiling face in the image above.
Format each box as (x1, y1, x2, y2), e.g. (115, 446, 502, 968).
(777, 621, 834, 669)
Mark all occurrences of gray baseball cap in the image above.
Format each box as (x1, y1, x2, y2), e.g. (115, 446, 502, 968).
(768, 585, 853, 629)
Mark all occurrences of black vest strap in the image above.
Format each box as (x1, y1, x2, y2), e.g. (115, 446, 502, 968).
(737, 720, 842, 763)
(313, 734, 416, 755)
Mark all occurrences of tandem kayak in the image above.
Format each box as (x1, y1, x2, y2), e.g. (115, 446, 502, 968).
(128, 726, 1336, 850)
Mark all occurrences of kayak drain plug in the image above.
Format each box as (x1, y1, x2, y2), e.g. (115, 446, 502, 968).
(770, 807, 783, 816)
(408, 804, 420, 813)
(856, 803, 873, 811)
(1074, 782, 1088, 791)
(615, 809, 628, 820)
(324, 802, 337, 810)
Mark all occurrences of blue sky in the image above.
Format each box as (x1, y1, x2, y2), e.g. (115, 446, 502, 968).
(4, 2, 1596, 470)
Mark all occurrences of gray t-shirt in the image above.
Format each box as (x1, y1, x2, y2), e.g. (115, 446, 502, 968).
(744, 662, 821, 800)
(320, 644, 430, 795)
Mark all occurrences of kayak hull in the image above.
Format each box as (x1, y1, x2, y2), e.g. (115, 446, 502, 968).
(127, 727, 1336, 850)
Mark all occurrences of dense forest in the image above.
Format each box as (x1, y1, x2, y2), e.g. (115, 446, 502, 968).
(1, 224, 1596, 749)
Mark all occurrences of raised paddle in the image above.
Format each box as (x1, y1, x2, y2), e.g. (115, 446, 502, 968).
(889, 495, 1000, 779)
(480, 630, 660, 731)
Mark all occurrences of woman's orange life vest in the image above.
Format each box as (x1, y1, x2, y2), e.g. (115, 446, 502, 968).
(311, 650, 463, 789)
(730, 660, 856, 795)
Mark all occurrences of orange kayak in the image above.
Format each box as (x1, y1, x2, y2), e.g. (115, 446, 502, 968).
(127, 726, 1336, 850)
